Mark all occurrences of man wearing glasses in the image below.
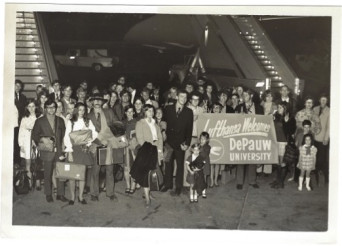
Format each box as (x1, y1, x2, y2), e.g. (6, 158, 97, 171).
(32, 98, 68, 203)
(183, 91, 205, 187)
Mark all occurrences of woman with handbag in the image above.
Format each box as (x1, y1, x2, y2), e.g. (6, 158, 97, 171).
(130, 104, 163, 208)
(64, 102, 98, 205)
(270, 101, 296, 189)
(18, 99, 42, 190)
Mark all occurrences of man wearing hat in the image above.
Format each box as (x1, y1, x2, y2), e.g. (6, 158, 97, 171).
(88, 93, 120, 201)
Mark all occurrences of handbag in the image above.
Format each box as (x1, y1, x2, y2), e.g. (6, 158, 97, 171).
(148, 163, 164, 191)
(282, 143, 299, 165)
(37, 136, 55, 152)
(113, 164, 124, 183)
(69, 129, 92, 146)
(13, 169, 30, 195)
(55, 161, 86, 181)
(109, 121, 126, 137)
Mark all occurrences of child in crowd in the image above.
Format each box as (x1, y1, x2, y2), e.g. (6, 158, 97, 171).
(155, 108, 167, 142)
(185, 143, 206, 203)
(295, 120, 312, 148)
(297, 134, 317, 191)
(288, 120, 312, 182)
(199, 132, 211, 198)
(155, 107, 167, 174)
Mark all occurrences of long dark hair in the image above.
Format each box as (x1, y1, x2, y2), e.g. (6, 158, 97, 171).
(71, 102, 89, 127)
(37, 90, 49, 106)
(24, 98, 40, 118)
(302, 133, 314, 146)
(274, 101, 289, 121)
(123, 104, 135, 120)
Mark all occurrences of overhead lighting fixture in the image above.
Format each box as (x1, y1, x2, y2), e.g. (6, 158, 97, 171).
(256, 82, 265, 87)
(204, 25, 209, 47)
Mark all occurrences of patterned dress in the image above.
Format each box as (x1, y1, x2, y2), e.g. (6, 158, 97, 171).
(297, 145, 317, 171)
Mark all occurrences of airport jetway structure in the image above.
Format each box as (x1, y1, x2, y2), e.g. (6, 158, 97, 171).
(15, 12, 58, 98)
(124, 14, 304, 95)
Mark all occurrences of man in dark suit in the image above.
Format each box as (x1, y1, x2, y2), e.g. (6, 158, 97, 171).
(275, 85, 297, 116)
(49, 80, 62, 101)
(126, 81, 138, 105)
(235, 89, 264, 190)
(31, 99, 68, 203)
(14, 80, 27, 165)
(15, 80, 27, 124)
(88, 93, 120, 201)
(162, 89, 193, 195)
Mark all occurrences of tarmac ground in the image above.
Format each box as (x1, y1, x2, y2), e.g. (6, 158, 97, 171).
(12, 168, 328, 231)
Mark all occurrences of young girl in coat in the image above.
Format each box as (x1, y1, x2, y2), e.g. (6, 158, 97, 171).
(297, 133, 317, 191)
(199, 131, 211, 198)
(185, 143, 206, 203)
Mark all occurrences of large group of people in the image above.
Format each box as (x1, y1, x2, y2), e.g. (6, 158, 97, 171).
(13, 76, 330, 208)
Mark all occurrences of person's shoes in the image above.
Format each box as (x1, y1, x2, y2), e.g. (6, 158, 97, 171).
(125, 188, 130, 194)
(171, 188, 181, 197)
(202, 194, 207, 199)
(83, 186, 90, 195)
(190, 199, 194, 203)
(236, 184, 243, 190)
(175, 188, 182, 195)
(36, 186, 41, 191)
(271, 183, 284, 189)
(249, 184, 260, 189)
(56, 195, 69, 202)
(109, 195, 118, 201)
(194, 199, 198, 203)
(78, 197, 87, 204)
(160, 186, 169, 192)
(46, 195, 53, 203)
(129, 189, 135, 194)
(145, 200, 151, 208)
(69, 200, 75, 205)
(214, 183, 219, 187)
(269, 180, 277, 186)
(298, 186, 302, 191)
(90, 195, 99, 201)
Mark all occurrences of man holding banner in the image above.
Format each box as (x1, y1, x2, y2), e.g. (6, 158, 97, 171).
(235, 90, 264, 189)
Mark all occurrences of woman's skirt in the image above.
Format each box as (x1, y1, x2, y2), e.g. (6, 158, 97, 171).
(130, 142, 158, 187)
(72, 145, 94, 166)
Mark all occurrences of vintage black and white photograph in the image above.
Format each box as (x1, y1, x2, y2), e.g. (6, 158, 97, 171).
(1, 2, 341, 244)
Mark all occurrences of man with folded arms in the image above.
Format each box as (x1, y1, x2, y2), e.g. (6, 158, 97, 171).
(31, 98, 68, 203)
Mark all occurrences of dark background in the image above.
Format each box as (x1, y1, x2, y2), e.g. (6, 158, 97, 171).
(41, 13, 331, 101)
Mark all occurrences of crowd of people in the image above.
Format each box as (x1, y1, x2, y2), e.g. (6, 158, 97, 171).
(13, 75, 330, 207)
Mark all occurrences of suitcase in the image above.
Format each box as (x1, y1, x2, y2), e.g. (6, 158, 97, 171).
(55, 161, 86, 181)
(96, 146, 124, 165)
